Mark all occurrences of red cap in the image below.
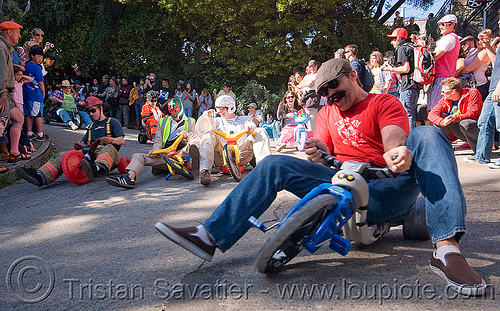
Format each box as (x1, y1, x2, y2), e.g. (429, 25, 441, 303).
(0, 21, 22, 30)
(387, 28, 408, 39)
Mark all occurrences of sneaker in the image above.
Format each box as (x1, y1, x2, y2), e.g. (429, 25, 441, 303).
(276, 143, 286, 152)
(106, 174, 135, 189)
(155, 222, 216, 262)
(68, 121, 78, 131)
(28, 133, 37, 140)
(430, 252, 487, 296)
(463, 156, 479, 164)
(199, 169, 211, 185)
(486, 159, 500, 169)
(189, 144, 199, 172)
(15, 167, 44, 187)
(36, 134, 50, 142)
(78, 158, 95, 181)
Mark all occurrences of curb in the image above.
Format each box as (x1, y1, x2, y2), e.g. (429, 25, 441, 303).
(1, 140, 53, 182)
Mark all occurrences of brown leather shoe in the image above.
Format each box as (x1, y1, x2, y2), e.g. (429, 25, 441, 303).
(430, 251, 487, 296)
(199, 169, 211, 185)
(155, 222, 216, 261)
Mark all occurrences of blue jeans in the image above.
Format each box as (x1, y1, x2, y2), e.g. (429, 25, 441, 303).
(184, 107, 193, 118)
(399, 89, 419, 130)
(473, 93, 500, 163)
(57, 109, 92, 127)
(203, 126, 466, 251)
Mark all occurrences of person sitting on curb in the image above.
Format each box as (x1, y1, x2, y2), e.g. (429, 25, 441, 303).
(106, 98, 200, 189)
(16, 96, 125, 186)
(155, 59, 487, 296)
(197, 95, 272, 185)
(46, 80, 92, 130)
(428, 77, 482, 153)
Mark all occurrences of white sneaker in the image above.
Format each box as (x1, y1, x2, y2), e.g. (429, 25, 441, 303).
(487, 160, 500, 169)
(463, 156, 477, 163)
(68, 121, 78, 131)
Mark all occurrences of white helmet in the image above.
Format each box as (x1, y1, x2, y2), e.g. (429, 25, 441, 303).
(215, 95, 236, 114)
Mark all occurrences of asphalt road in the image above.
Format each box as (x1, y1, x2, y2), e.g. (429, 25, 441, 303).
(0, 122, 499, 311)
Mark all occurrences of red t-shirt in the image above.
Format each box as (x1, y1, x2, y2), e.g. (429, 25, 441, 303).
(314, 93, 410, 167)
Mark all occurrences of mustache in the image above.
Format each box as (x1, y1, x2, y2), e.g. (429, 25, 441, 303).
(326, 90, 346, 105)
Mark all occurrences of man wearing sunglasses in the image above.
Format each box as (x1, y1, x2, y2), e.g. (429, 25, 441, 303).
(16, 96, 125, 187)
(384, 27, 419, 130)
(155, 58, 486, 296)
(427, 14, 460, 112)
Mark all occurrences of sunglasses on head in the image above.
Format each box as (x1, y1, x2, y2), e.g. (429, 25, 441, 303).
(318, 78, 341, 97)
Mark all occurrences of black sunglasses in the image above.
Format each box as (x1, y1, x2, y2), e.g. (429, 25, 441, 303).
(318, 79, 341, 97)
(88, 109, 97, 113)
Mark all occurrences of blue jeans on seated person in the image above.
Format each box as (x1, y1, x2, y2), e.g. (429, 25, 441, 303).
(473, 93, 500, 163)
(203, 126, 466, 251)
(57, 109, 92, 127)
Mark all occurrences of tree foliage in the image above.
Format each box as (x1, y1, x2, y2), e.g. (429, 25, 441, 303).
(3, 0, 433, 97)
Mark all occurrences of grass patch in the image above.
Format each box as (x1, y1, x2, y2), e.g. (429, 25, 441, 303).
(0, 172, 15, 189)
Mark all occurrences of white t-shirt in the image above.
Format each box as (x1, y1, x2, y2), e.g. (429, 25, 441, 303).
(436, 34, 457, 52)
(214, 115, 256, 144)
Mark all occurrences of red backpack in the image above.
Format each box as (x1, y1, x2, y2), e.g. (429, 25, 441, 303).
(413, 46, 435, 85)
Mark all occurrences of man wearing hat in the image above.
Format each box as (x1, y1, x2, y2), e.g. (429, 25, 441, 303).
(16, 96, 125, 187)
(384, 27, 419, 129)
(427, 14, 461, 112)
(0, 21, 22, 118)
(0, 21, 23, 173)
(213, 81, 236, 101)
(106, 97, 199, 189)
(247, 102, 264, 127)
(47, 80, 92, 130)
(155, 59, 487, 296)
(460, 35, 477, 59)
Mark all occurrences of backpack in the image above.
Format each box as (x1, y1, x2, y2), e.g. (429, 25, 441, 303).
(412, 46, 435, 85)
(356, 59, 374, 92)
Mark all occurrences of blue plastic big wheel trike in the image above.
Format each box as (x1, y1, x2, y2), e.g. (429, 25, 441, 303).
(249, 151, 429, 274)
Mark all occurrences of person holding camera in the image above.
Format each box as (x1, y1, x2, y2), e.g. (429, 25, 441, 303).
(144, 72, 159, 93)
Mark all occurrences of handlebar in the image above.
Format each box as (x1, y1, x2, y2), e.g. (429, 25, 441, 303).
(151, 135, 185, 155)
(318, 149, 399, 181)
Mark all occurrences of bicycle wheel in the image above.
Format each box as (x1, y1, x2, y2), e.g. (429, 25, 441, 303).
(223, 144, 242, 182)
(163, 155, 194, 180)
(255, 194, 337, 274)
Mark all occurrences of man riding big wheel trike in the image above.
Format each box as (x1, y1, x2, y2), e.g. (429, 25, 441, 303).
(196, 95, 272, 186)
(106, 98, 200, 189)
(16, 96, 128, 187)
(155, 59, 487, 296)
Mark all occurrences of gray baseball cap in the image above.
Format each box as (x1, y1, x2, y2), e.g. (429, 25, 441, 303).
(315, 59, 353, 93)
